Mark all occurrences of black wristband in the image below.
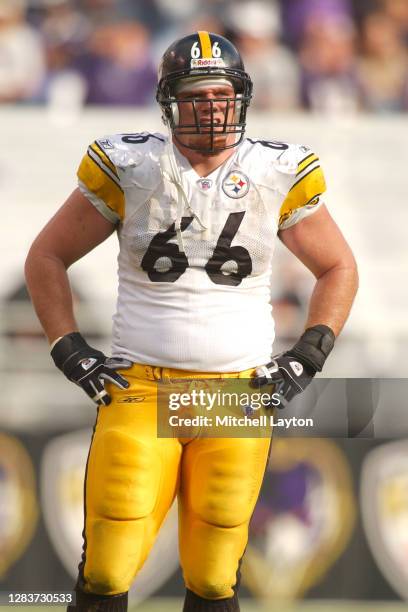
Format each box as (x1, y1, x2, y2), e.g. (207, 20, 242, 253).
(51, 332, 91, 374)
(289, 324, 335, 373)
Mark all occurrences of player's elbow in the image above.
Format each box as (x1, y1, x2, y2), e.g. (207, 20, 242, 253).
(332, 250, 359, 299)
(25, 240, 45, 282)
(25, 240, 66, 290)
(24, 245, 42, 294)
(316, 246, 359, 300)
(350, 256, 359, 295)
(24, 240, 40, 285)
(342, 250, 359, 291)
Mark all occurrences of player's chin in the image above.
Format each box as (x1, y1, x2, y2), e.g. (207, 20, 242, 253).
(177, 131, 230, 150)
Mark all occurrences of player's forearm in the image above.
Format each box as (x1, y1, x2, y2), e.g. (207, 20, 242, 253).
(25, 251, 78, 344)
(305, 263, 359, 337)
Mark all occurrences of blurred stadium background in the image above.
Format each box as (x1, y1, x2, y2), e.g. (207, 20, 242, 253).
(1, 0, 408, 610)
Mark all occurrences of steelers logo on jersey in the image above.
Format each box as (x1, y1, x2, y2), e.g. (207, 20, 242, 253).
(222, 171, 250, 199)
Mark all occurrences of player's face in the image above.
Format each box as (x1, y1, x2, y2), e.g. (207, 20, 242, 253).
(175, 83, 238, 152)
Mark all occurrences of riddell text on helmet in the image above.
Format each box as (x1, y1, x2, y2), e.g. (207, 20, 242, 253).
(191, 58, 225, 67)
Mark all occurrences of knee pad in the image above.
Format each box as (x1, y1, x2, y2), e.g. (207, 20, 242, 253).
(69, 586, 128, 611)
(82, 525, 146, 594)
(84, 564, 134, 597)
(184, 550, 243, 602)
(183, 588, 239, 611)
(74, 568, 129, 609)
(89, 430, 161, 520)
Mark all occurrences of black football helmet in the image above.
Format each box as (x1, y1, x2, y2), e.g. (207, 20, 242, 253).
(156, 31, 253, 153)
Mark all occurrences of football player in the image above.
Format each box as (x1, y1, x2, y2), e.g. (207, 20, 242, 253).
(25, 32, 358, 612)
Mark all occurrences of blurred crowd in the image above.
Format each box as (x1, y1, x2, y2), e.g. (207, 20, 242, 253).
(1, 0, 408, 112)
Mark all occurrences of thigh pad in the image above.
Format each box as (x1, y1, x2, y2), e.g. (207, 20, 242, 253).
(90, 430, 161, 521)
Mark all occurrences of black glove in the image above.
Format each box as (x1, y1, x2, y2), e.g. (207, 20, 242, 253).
(51, 332, 131, 406)
(252, 355, 316, 408)
(252, 325, 335, 408)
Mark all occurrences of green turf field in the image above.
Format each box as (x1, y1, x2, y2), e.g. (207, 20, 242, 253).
(1, 600, 406, 612)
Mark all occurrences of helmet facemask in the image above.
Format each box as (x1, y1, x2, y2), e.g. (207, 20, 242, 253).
(157, 70, 252, 154)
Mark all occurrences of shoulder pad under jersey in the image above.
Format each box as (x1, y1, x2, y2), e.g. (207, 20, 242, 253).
(243, 139, 326, 228)
(277, 143, 326, 228)
(77, 132, 166, 223)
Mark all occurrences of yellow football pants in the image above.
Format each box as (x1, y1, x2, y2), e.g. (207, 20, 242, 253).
(81, 364, 271, 600)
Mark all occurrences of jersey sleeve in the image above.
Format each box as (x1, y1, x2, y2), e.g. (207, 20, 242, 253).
(77, 139, 125, 224)
(278, 148, 326, 230)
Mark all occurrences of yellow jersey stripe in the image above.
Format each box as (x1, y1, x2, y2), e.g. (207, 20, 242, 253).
(77, 153, 125, 220)
(198, 31, 212, 58)
(90, 142, 118, 177)
(297, 153, 318, 175)
(87, 147, 121, 188)
(279, 165, 326, 224)
(290, 164, 321, 192)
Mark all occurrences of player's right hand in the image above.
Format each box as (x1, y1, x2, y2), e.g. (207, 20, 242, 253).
(51, 332, 131, 406)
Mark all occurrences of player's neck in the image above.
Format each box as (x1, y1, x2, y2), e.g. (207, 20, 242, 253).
(173, 140, 236, 178)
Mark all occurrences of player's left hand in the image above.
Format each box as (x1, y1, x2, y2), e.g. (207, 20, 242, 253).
(251, 353, 316, 409)
(251, 324, 336, 408)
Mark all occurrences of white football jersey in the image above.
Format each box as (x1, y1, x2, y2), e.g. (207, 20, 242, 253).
(77, 133, 326, 371)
